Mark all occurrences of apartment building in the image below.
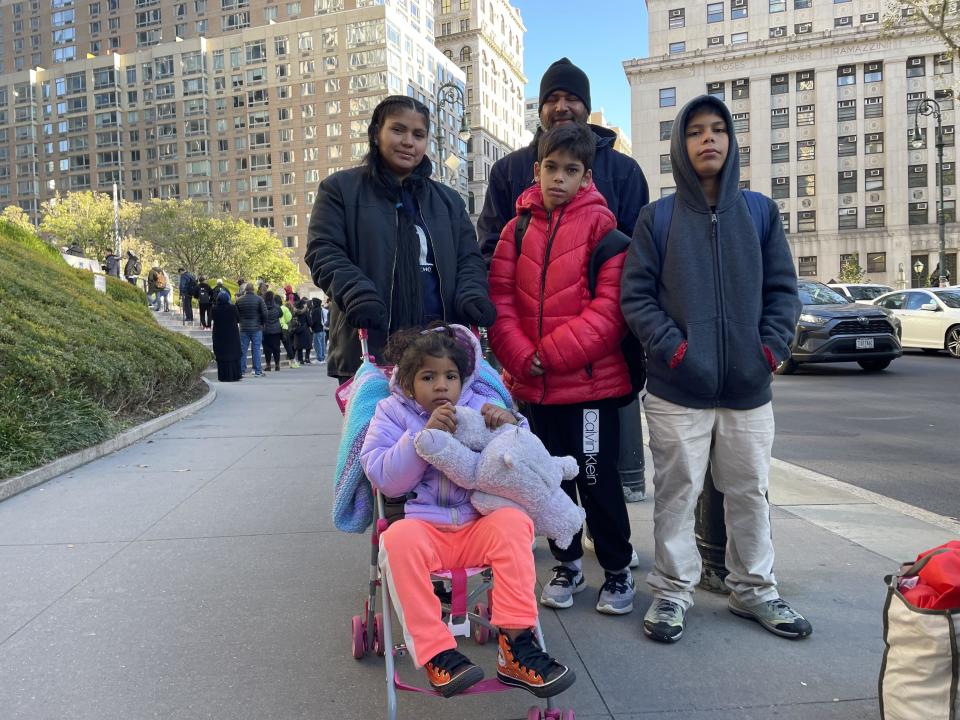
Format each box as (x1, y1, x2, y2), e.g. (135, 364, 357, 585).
(0, 0, 467, 277)
(433, 0, 524, 220)
(625, 1, 958, 287)
(588, 109, 632, 156)
(523, 95, 536, 134)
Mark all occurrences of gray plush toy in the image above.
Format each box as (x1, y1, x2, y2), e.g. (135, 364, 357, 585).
(414, 406, 585, 549)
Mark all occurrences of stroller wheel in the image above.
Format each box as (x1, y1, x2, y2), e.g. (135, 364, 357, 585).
(527, 708, 544, 720)
(351, 615, 367, 659)
(471, 602, 491, 645)
(373, 613, 385, 656)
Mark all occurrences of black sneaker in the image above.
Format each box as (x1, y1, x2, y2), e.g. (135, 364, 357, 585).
(497, 630, 575, 698)
(424, 648, 484, 698)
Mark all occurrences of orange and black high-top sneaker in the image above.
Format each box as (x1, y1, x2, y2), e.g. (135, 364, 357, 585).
(424, 648, 484, 698)
(497, 629, 576, 698)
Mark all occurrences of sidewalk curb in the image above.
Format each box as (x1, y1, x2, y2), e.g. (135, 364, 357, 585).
(0, 378, 217, 504)
(770, 457, 960, 535)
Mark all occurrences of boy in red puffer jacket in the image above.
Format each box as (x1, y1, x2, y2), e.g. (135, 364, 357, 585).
(488, 123, 636, 616)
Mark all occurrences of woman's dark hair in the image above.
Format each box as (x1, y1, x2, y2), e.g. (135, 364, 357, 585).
(198, 275, 206, 283)
(311, 297, 321, 308)
(384, 324, 473, 394)
(274, 294, 284, 306)
(364, 95, 431, 172)
(264, 290, 275, 304)
(537, 123, 596, 171)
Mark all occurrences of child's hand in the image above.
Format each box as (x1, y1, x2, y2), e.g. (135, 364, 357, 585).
(424, 403, 457, 433)
(529, 352, 544, 377)
(481, 403, 517, 429)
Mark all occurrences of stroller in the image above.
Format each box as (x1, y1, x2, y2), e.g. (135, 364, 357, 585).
(332, 328, 576, 720)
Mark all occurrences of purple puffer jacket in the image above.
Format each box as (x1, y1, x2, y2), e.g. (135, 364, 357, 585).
(360, 328, 489, 527)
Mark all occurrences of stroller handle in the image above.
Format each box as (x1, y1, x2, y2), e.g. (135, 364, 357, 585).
(358, 328, 369, 360)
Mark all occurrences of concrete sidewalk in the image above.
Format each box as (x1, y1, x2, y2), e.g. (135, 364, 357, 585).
(0, 369, 955, 720)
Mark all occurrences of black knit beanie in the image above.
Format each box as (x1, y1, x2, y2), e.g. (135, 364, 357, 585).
(538, 57, 591, 114)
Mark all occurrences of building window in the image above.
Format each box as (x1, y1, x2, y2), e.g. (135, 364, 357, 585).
(781, 212, 790, 233)
(908, 126, 926, 149)
(771, 142, 789, 163)
(865, 168, 884, 191)
(769, 26, 786, 38)
(660, 120, 673, 140)
(838, 208, 858, 229)
(861, 11, 878, 23)
(864, 96, 883, 118)
(838, 135, 857, 157)
(796, 70, 814, 91)
(733, 112, 749, 133)
(940, 162, 956, 185)
(907, 91, 926, 114)
(906, 56, 926, 77)
(939, 200, 956, 223)
(769, 0, 786, 11)
(944, 126, 956, 147)
(797, 174, 815, 197)
(707, 2, 724, 23)
(935, 88, 954, 111)
(795, 22, 812, 34)
(707, 81, 725, 100)
(909, 164, 928, 188)
(864, 62, 883, 83)
(772, 176, 790, 199)
(837, 65, 856, 86)
(834, 16, 852, 28)
(708, 35, 724, 46)
(659, 87, 676, 107)
(797, 211, 816, 233)
(771, 73, 788, 95)
(771, 107, 789, 129)
(797, 139, 815, 161)
(865, 132, 884, 154)
(659, 154, 671, 174)
(909, 202, 928, 225)
(669, 41, 686, 54)
(732, 78, 749, 99)
(798, 256, 817, 277)
(935, 52, 954, 75)
(866, 251, 886, 272)
(731, 0, 747, 19)
(796, 105, 815, 126)
(739, 146, 750, 166)
(865, 206, 885, 228)
(669, 7, 685, 28)
(731, 31, 748, 44)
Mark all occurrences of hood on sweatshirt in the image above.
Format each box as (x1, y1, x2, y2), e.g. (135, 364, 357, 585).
(670, 94, 741, 214)
(387, 324, 485, 408)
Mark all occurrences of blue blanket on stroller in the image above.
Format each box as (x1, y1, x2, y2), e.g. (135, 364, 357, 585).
(332, 358, 513, 533)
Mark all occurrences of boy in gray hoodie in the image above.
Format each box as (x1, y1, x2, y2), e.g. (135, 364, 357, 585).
(620, 95, 810, 644)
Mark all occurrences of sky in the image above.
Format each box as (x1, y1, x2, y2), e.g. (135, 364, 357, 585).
(512, 1, 649, 142)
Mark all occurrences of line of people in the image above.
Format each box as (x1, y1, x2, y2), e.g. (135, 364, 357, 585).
(306, 57, 811, 701)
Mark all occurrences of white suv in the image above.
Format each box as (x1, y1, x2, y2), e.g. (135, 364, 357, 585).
(828, 283, 893, 304)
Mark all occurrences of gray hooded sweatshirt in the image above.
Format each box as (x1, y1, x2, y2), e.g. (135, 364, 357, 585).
(621, 95, 800, 410)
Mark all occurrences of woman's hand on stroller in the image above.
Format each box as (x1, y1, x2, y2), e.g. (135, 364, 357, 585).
(345, 294, 387, 330)
(424, 403, 457, 433)
(480, 402, 517, 429)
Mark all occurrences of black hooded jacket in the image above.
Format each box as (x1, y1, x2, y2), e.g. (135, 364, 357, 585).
(477, 124, 649, 267)
(620, 95, 800, 410)
(305, 158, 489, 378)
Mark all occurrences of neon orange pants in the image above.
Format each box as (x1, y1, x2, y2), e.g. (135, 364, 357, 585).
(379, 507, 538, 667)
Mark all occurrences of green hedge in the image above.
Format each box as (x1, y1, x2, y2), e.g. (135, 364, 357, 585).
(0, 221, 212, 479)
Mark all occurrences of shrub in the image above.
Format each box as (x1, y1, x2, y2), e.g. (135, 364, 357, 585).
(0, 221, 212, 479)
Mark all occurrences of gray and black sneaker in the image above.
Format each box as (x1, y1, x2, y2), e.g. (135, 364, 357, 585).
(643, 598, 685, 643)
(596, 570, 635, 615)
(539, 564, 585, 609)
(728, 595, 812, 639)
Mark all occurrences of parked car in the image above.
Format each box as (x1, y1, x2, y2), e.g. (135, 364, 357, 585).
(828, 283, 893, 304)
(872, 288, 960, 358)
(777, 281, 902, 374)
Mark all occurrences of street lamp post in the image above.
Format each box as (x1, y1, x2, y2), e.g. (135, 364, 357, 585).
(912, 97, 948, 287)
(434, 81, 470, 187)
(914, 258, 925, 289)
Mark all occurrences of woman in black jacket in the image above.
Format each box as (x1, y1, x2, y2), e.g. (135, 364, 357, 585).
(211, 293, 242, 382)
(305, 95, 495, 382)
(262, 290, 283, 371)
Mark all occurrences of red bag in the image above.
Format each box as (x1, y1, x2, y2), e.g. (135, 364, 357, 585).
(901, 541, 960, 610)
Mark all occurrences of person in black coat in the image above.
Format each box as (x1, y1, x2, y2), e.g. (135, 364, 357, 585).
(195, 275, 215, 329)
(211, 293, 242, 382)
(291, 299, 314, 364)
(305, 95, 495, 382)
(261, 290, 284, 371)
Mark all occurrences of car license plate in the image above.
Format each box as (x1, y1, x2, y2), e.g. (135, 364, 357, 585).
(856, 337, 874, 350)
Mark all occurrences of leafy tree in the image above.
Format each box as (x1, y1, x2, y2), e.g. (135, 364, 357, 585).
(883, 2, 959, 59)
(838, 258, 866, 284)
(139, 199, 219, 274)
(39, 191, 139, 261)
(1, 205, 37, 235)
(212, 216, 300, 288)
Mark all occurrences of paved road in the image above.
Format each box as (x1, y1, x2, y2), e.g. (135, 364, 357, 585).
(772, 349, 958, 520)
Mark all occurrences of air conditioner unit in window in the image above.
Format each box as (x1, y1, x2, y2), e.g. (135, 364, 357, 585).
(775, 177, 787, 184)
(946, 127, 955, 134)
(843, 171, 854, 178)
(872, 206, 884, 213)
(913, 166, 925, 173)
(918, 202, 928, 209)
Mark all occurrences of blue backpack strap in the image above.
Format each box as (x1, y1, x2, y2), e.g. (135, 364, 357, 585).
(742, 190, 770, 244)
(651, 193, 676, 266)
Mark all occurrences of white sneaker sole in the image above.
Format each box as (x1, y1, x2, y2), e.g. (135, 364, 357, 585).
(539, 580, 586, 609)
(596, 599, 634, 615)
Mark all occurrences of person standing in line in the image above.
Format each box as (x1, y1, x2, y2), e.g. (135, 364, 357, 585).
(147, 265, 162, 309)
(123, 250, 142, 286)
(309, 298, 326, 364)
(291, 299, 314, 365)
(488, 123, 636, 617)
(103, 250, 121, 278)
(178, 267, 197, 322)
(278, 296, 296, 366)
(211, 292, 242, 382)
(262, 290, 283, 372)
(214, 278, 231, 302)
(235, 282, 267, 377)
(620, 95, 811, 644)
(196, 275, 215, 330)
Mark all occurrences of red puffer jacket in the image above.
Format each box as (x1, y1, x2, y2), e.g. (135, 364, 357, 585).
(488, 182, 631, 405)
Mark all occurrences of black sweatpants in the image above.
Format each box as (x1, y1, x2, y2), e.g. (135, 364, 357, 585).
(199, 303, 212, 328)
(526, 399, 633, 572)
(263, 333, 281, 368)
(182, 297, 194, 321)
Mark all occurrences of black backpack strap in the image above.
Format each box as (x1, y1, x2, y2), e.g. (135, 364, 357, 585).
(513, 209, 532, 256)
(587, 229, 632, 297)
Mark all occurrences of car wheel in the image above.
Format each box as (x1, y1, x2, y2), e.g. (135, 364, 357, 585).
(946, 326, 960, 358)
(775, 358, 797, 375)
(858, 359, 892, 372)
